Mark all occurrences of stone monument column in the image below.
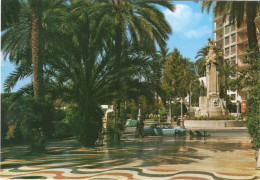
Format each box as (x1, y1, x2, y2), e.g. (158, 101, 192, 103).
(197, 39, 227, 117)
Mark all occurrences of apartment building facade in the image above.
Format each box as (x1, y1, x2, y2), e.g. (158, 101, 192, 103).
(213, 15, 251, 106)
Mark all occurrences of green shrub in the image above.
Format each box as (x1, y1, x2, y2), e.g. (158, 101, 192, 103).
(106, 112, 126, 141)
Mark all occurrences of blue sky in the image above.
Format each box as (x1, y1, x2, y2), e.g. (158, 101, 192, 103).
(1, 1, 213, 93)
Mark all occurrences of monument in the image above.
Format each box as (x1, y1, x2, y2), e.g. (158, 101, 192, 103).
(197, 39, 227, 117)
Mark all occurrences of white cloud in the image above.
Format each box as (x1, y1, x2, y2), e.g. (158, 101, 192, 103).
(163, 4, 212, 39)
(164, 4, 202, 32)
(184, 25, 211, 38)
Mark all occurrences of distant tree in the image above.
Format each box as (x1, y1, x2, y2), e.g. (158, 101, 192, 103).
(162, 48, 197, 121)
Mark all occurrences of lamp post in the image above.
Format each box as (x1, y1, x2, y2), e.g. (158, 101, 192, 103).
(180, 98, 184, 128)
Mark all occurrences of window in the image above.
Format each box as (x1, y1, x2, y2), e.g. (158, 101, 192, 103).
(231, 46, 236, 55)
(231, 34, 236, 43)
(230, 94, 236, 101)
(225, 48, 230, 56)
(231, 57, 236, 65)
(225, 36, 229, 45)
(225, 26, 230, 34)
(231, 24, 236, 31)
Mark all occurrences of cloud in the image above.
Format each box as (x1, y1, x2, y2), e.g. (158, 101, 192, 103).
(163, 4, 211, 39)
(164, 4, 202, 32)
(184, 25, 211, 38)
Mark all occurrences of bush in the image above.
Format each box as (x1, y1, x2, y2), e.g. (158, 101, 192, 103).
(1, 94, 55, 152)
(106, 112, 126, 141)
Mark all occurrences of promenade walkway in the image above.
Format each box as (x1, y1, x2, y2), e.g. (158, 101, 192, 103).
(1, 130, 260, 179)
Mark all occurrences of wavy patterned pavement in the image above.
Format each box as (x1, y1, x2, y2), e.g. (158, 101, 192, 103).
(1, 132, 260, 180)
(1, 166, 258, 180)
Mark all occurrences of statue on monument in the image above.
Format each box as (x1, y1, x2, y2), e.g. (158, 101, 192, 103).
(206, 38, 217, 65)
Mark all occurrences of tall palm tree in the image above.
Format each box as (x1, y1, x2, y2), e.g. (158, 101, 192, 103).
(2, 0, 66, 152)
(195, 46, 209, 77)
(93, 0, 174, 141)
(201, 1, 259, 50)
(2, 0, 66, 100)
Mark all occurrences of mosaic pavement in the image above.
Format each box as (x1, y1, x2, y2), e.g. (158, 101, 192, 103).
(1, 165, 259, 179)
(1, 131, 260, 180)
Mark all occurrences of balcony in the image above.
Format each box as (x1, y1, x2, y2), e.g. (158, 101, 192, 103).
(215, 37, 223, 43)
(214, 15, 223, 22)
(213, 26, 224, 33)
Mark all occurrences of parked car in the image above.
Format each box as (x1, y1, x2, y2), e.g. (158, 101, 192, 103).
(144, 123, 186, 136)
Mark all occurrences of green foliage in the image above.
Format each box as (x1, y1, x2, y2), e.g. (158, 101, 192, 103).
(230, 49, 260, 148)
(243, 50, 260, 149)
(162, 48, 197, 99)
(106, 112, 126, 141)
(65, 104, 103, 146)
(52, 109, 72, 139)
(2, 0, 176, 146)
(160, 109, 168, 119)
(246, 97, 260, 149)
(1, 94, 55, 152)
(18, 98, 55, 152)
(172, 103, 188, 117)
(1, 93, 16, 141)
(190, 115, 236, 120)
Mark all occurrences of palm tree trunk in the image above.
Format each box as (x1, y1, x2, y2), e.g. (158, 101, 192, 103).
(246, 2, 258, 50)
(31, 0, 43, 102)
(113, 24, 122, 142)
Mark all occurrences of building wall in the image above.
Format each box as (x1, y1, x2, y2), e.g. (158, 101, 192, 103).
(213, 14, 251, 103)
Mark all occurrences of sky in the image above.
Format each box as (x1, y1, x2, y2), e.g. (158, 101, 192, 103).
(0, 1, 213, 93)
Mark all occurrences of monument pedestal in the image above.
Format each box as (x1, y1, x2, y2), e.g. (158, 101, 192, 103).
(207, 95, 226, 117)
(198, 95, 227, 117)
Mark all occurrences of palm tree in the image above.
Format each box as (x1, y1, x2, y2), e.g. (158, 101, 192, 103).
(218, 58, 237, 102)
(195, 46, 208, 77)
(1, 0, 21, 30)
(93, 0, 174, 141)
(201, 1, 259, 50)
(2, 0, 66, 99)
(2, 0, 66, 151)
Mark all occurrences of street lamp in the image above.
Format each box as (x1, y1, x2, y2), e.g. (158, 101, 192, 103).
(180, 98, 184, 128)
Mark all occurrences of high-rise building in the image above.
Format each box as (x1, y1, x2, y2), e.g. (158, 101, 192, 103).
(213, 14, 251, 106)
